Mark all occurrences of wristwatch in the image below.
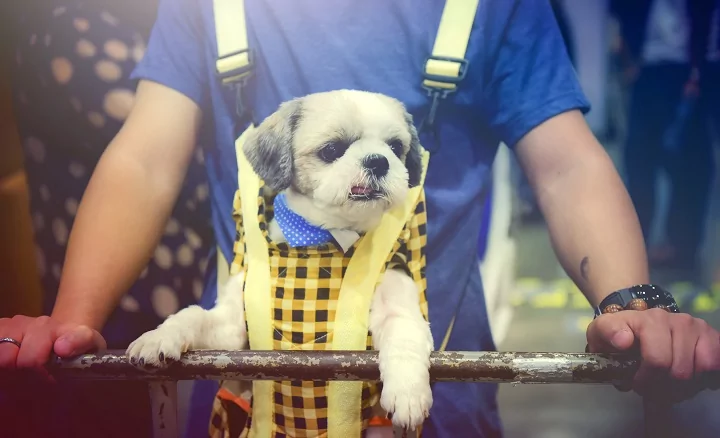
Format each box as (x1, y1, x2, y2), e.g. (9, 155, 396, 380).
(594, 284, 680, 317)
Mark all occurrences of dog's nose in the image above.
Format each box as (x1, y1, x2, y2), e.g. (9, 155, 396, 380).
(362, 154, 389, 178)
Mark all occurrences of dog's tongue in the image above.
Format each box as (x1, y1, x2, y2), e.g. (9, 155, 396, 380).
(351, 186, 373, 195)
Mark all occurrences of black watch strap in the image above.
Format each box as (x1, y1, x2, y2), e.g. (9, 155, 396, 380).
(594, 284, 680, 317)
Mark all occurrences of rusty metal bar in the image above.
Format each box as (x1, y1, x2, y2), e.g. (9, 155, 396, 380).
(47, 350, 720, 438)
(49, 350, 640, 383)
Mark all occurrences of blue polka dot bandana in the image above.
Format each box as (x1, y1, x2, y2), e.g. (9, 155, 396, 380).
(273, 193, 333, 247)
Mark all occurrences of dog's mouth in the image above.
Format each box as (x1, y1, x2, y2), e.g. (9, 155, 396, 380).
(349, 185, 384, 200)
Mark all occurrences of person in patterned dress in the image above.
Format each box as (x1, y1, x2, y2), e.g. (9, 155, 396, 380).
(4, 1, 213, 436)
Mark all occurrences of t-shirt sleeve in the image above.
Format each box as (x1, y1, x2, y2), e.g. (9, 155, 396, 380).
(481, 0, 591, 147)
(130, 0, 208, 107)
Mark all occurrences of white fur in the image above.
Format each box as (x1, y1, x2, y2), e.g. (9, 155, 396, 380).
(126, 272, 248, 365)
(279, 90, 415, 233)
(127, 90, 432, 431)
(127, 267, 432, 430)
(370, 269, 434, 430)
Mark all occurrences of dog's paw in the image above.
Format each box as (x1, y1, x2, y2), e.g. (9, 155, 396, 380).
(126, 328, 187, 368)
(380, 364, 432, 430)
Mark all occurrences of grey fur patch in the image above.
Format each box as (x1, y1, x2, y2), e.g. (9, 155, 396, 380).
(404, 112, 423, 187)
(243, 100, 302, 192)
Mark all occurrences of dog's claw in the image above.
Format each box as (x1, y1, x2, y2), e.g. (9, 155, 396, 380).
(125, 327, 188, 368)
(380, 362, 432, 430)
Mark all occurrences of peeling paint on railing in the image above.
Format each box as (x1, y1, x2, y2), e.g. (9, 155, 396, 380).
(48, 350, 639, 384)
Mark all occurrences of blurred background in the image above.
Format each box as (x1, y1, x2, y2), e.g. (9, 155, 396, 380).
(1, 0, 719, 437)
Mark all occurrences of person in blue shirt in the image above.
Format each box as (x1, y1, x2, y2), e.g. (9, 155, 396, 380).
(2, 1, 720, 437)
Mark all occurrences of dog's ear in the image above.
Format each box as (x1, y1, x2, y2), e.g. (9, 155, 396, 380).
(243, 99, 302, 192)
(404, 112, 423, 188)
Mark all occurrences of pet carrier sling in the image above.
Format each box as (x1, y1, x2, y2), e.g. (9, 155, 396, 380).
(208, 1, 479, 437)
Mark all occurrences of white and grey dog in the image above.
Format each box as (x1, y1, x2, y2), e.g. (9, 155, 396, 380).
(127, 90, 434, 431)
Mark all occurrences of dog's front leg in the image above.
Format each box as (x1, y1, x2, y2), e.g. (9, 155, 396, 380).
(369, 269, 434, 431)
(126, 271, 248, 366)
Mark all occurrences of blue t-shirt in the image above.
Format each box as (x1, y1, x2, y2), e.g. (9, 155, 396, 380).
(132, 1, 590, 436)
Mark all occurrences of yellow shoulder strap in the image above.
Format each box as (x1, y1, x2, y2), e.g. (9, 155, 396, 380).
(423, 0, 480, 91)
(213, 0, 253, 85)
(235, 128, 276, 438)
(421, 0, 480, 129)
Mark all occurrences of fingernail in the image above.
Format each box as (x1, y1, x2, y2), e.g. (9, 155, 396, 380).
(55, 336, 72, 353)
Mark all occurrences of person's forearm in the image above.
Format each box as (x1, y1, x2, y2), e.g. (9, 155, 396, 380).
(51, 143, 190, 329)
(517, 111, 650, 307)
(50, 81, 202, 330)
(535, 148, 649, 306)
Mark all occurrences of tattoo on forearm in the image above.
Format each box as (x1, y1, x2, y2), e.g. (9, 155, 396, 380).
(580, 256, 590, 282)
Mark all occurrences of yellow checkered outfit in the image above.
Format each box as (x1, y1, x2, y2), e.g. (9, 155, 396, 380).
(209, 163, 429, 438)
(207, 0, 479, 434)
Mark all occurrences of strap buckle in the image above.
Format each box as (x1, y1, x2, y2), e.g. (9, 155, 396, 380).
(420, 55, 469, 128)
(216, 49, 255, 120)
(216, 48, 254, 82)
(420, 86, 453, 130)
(422, 55, 470, 85)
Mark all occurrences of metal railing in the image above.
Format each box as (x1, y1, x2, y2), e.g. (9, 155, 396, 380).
(47, 350, 711, 438)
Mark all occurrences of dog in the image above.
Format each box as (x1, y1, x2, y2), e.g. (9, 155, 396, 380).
(127, 90, 434, 434)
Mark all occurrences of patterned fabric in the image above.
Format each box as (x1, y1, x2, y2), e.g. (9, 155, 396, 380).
(9, 2, 213, 348)
(273, 193, 333, 248)
(209, 180, 429, 438)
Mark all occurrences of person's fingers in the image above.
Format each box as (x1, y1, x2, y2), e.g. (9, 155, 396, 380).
(53, 325, 106, 358)
(586, 313, 636, 353)
(631, 309, 672, 391)
(694, 323, 720, 391)
(669, 313, 699, 382)
(0, 316, 30, 369)
(15, 318, 56, 369)
(693, 322, 720, 374)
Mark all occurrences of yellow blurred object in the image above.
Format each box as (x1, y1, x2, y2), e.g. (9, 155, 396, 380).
(691, 294, 719, 314)
(0, 35, 44, 318)
(529, 289, 568, 309)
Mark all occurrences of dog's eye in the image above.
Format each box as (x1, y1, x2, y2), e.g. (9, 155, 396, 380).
(387, 139, 404, 157)
(318, 141, 349, 163)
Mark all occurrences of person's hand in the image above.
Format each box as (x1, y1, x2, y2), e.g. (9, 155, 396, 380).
(0, 315, 106, 382)
(586, 309, 720, 400)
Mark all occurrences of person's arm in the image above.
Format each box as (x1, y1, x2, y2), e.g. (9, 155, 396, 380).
(51, 0, 210, 333)
(51, 80, 202, 330)
(516, 109, 720, 392)
(482, 0, 646, 305)
(0, 0, 211, 370)
(514, 110, 648, 306)
(482, 0, 720, 391)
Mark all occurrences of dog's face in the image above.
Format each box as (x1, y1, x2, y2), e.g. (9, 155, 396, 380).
(243, 90, 422, 230)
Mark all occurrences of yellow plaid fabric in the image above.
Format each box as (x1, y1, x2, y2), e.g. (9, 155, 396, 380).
(209, 181, 429, 438)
